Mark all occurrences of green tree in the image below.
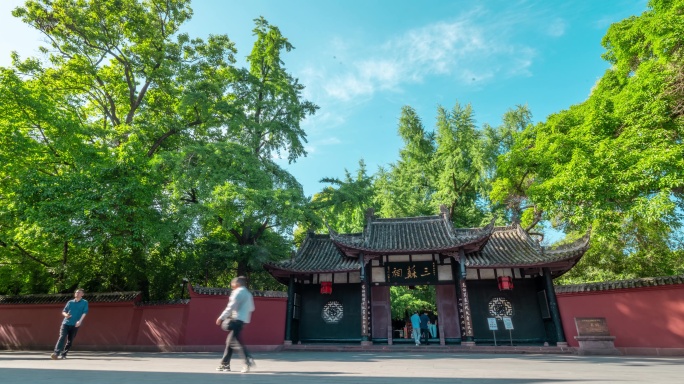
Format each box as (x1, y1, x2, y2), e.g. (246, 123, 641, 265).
(1, 0, 236, 297)
(485, 106, 546, 232)
(492, 0, 684, 281)
(374, 106, 436, 218)
(0, 1, 314, 296)
(306, 160, 375, 235)
(164, 142, 307, 280)
(390, 286, 435, 320)
(433, 102, 490, 227)
(202, 17, 318, 277)
(228, 17, 318, 163)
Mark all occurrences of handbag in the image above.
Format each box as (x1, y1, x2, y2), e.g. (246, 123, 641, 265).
(221, 318, 240, 331)
(220, 318, 232, 331)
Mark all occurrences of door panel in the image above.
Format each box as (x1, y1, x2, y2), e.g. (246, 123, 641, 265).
(436, 284, 461, 340)
(371, 285, 391, 339)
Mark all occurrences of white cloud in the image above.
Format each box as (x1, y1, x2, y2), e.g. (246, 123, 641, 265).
(314, 15, 536, 103)
(0, 1, 46, 68)
(546, 18, 567, 37)
(317, 136, 342, 146)
(302, 135, 342, 154)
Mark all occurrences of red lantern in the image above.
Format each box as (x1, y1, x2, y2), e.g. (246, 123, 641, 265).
(497, 276, 514, 291)
(320, 281, 332, 294)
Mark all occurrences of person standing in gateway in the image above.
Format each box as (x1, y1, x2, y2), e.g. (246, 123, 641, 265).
(215, 276, 256, 373)
(410, 310, 421, 346)
(51, 288, 88, 359)
(420, 311, 431, 345)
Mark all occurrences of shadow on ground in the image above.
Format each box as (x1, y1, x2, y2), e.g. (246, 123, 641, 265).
(0, 367, 585, 384)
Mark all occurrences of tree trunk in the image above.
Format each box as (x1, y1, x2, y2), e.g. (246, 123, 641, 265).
(131, 247, 150, 300)
(236, 260, 249, 278)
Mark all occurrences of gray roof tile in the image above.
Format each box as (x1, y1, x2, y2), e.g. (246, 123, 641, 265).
(191, 286, 287, 297)
(466, 225, 589, 268)
(265, 234, 360, 275)
(0, 291, 141, 305)
(266, 215, 590, 277)
(330, 214, 494, 254)
(555, 275, 684, 294)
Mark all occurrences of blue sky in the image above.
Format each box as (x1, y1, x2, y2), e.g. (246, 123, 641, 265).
(1, 0, 648, 236)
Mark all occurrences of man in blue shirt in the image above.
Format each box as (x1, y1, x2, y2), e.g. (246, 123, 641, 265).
(51, 288, 88, 360)
(410, 311, 421, 346)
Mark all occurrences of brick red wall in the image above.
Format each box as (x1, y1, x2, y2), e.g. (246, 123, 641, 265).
(0, 291, 286, 351)
(184, 291, 287, 347)
(0, 301, 137, 348)
(557, 285, 684, 348)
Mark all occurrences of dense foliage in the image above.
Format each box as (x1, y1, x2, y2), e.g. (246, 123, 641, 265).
(314, 0, 684, 287)
(0, 0, 315, 298)
(492, 0, 684, 282)
(2, 0, 683, 301)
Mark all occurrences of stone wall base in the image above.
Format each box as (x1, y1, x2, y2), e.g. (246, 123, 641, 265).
(575, 336, 621, 355)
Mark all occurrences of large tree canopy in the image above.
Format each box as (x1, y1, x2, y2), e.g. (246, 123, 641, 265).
(314, 0, 684, 284)
(491, 0, 684, 282)
(4, 0, 683, 298)
(0, 0, 315, 297)
(374, 106, 436, 219)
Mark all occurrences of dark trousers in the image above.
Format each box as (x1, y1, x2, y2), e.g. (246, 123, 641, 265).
(54, 324, 79, 355)
(220, 320, 251, 366)
(421, 328, 430, 344)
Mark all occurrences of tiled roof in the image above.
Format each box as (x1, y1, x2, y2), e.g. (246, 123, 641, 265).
(264, 234, 360, 276)
(0, 291, 140, 305)
(191, 286, 288, 298)
(265, 213, 590, 279)
(466, 225, 589, 268)
(135, 299, 191, 306)
(555, 275, 684, 294)
(329, 214, 495, 254)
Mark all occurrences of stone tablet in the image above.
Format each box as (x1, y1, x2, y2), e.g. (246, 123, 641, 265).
(575, 317, 611, 337)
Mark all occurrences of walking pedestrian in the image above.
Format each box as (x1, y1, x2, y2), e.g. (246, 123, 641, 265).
(410, 310, 421, 345)
(51, 288, 88, 359)
(215, 276, 256, 373)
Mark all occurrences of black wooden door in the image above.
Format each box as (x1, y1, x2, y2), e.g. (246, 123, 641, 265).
(371, 285, 391, 340)
(436, 283, 461, 342)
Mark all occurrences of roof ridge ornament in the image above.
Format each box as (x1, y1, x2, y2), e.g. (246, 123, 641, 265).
(543, 227, 592, 255)
(324, 220, 338, 236)
(439, 204, 450, 219)
(514, 222, 542, 252)
(364, 207, 375, 223)
(363, 207, 376, 246)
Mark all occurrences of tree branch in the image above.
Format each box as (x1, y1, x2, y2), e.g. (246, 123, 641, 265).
(146, 128, 178, 157)
(13, 243, 53, 269)
(180, 188, 198, 204)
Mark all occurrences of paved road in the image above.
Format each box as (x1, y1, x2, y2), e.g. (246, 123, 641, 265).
(0, 350, 682, 383)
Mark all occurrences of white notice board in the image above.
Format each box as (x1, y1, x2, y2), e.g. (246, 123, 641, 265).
(502, 317, 514, 330)
(487, 318, 498, 330)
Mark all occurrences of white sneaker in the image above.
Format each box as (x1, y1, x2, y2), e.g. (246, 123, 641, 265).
(241, 365, 250, 373)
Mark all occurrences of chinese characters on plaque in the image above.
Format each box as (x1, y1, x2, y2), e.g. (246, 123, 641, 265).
(385, 261, 437, 284)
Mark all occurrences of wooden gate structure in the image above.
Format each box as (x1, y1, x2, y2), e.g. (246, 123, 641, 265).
(266, 206, 590, 346)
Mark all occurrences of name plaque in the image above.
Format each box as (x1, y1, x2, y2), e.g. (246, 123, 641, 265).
(385, 261, 436, 284)
(574, 317, 610, 337)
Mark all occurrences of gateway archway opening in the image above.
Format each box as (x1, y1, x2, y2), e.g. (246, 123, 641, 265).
(389, 285, 439, 344)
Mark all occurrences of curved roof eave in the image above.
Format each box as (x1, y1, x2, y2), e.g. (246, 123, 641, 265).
(329, 216, 496, 255)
